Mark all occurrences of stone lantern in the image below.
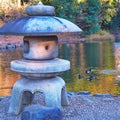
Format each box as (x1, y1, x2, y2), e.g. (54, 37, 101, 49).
(0, 2, 82, 115)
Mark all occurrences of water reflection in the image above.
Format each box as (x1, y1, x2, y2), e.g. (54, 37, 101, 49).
(1, 42, 120, 96)
(59, 42, 119, 95)
(0, 49, 22, 96)
(85, 43, 100, 67)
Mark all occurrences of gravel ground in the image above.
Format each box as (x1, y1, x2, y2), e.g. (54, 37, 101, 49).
(0, 93, 120, 120)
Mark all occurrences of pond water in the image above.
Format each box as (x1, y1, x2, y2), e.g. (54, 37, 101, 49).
(1, 41, 120, 96)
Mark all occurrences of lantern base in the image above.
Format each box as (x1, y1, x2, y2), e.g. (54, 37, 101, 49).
(8, 76, 69, 115)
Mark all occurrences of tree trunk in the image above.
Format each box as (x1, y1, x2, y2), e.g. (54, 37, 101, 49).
(17, 0, 21, 7)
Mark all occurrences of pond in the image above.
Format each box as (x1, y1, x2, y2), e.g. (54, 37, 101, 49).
(1, 41, 120, 96)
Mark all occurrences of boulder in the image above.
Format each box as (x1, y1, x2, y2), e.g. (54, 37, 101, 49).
(21, 104, 63, 120)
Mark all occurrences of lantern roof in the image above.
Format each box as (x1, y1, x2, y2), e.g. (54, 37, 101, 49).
(0, 2, 82, 36)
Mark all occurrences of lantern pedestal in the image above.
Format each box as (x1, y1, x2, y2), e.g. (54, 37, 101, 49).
(8, 57, 70, 115)
(8, 77, 69, 115)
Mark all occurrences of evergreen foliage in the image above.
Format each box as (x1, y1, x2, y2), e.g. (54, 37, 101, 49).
(50, 0, 81, 23)
(100, 0, 117, 30)
(42, 0, 101, 35)
(19, 0, 120, 34)
(110, 9, 120, 31)
(32, 0, 81, 23)
(110, 2, 120, 32)
(79, 0, 101, 35)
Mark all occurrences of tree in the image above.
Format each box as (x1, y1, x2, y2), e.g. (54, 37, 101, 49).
(48, 0, 81, 23)
(79, 0, 101, 35)
(100, 0, 117, 29)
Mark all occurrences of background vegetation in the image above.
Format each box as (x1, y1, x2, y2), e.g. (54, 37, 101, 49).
(0, 0, 120, 36)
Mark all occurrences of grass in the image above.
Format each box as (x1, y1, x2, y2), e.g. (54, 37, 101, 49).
(86, 30, 115, 42)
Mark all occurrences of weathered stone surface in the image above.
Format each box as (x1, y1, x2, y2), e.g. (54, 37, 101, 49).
(0, 17, 82, 36)
(11, 58, 70, 78)
(7, 43, 16, 49)
(93, 93, 112, 97)
(77, 91, 91, 95)
(8, 77, 69, 115)
(100, 70, 117, 75)
(21, 105, 63, 120)
(23, 36, 58, 60)
(26, 2, 55, 16)
(0, 45, 6, 49)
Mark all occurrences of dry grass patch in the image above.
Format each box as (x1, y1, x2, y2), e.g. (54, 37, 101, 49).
(86, 30, 115, 42)
(0, 3, 28, 27)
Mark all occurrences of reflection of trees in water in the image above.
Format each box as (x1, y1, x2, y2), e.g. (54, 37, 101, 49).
(102, 42, 115, 69)
(114, 44, 120, 70)
(59, 42, 118, 94)
(99, 42, 103, 67)
(0, 49, 22, 96)
(79, 43, 85, 69)
(84, 42, 115, 69)
(114, 43, 120, 89)
(0, 42, 118, 95)
(84, 42, 100, 67)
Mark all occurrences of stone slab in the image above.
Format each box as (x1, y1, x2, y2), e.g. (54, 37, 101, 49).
(21, 105, 63, 120)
